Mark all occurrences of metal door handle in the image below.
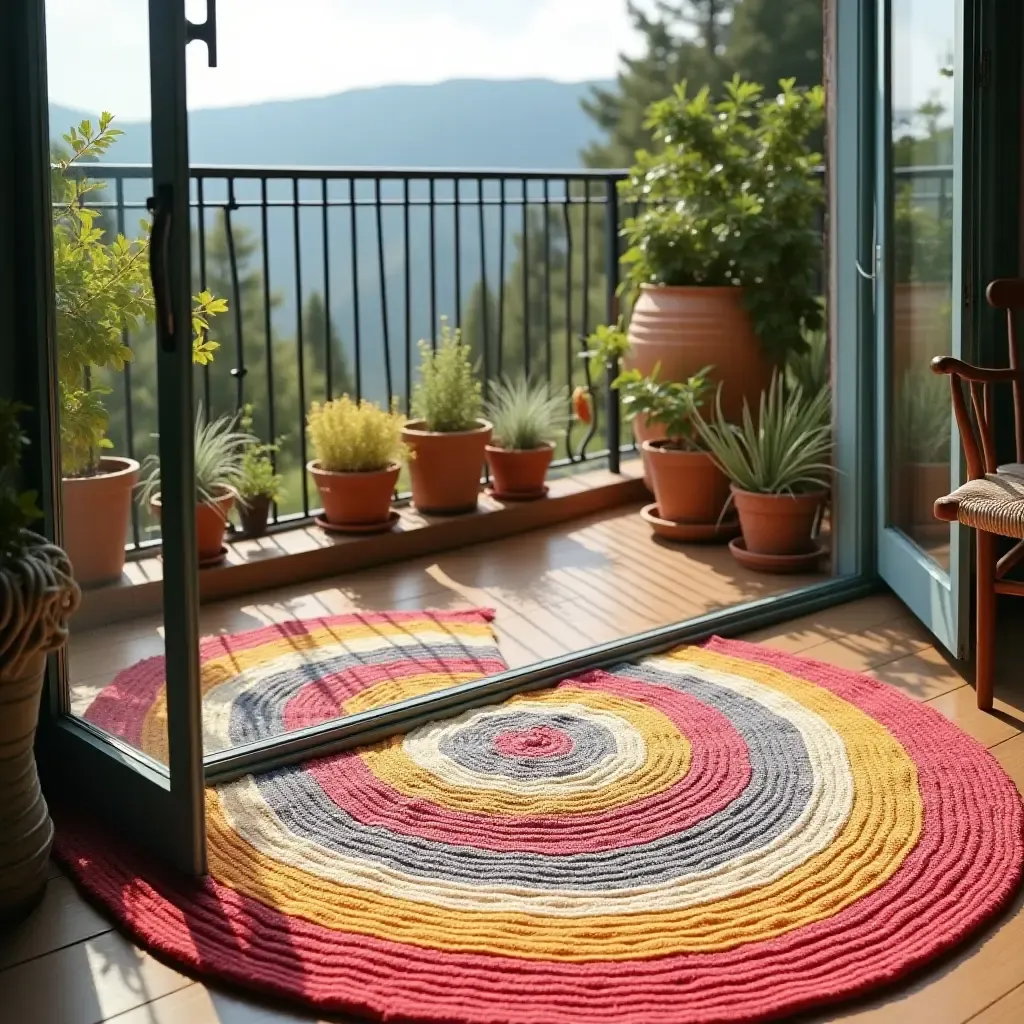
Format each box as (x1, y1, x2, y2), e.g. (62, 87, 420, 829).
(147, 185, 175, 349)
(187, 0, 218, 67)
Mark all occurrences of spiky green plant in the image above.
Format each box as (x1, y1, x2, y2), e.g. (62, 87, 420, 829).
(411, 318, 482, 433)
(695, 374, 833, 495)
(137, 407, 258, 510)
(897, 368, 951, 464)
(485, 377, 568, 451)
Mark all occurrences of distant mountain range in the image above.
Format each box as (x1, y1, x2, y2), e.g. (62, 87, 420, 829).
(50, 78, 608, 169)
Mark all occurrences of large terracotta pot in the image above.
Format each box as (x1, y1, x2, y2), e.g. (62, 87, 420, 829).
(308, 461, 400, 526)
(61, 456, 139, 588)
(641, 441, 730, 524)
(904, 462, 951, 527)
(485, 443, 554, 499)
(627, 285, 774, 425)
(731, 487, 826, 556)
(893, 283, 951, 382)
(402, 419, 492, 515)
(151, 492, 234, 562)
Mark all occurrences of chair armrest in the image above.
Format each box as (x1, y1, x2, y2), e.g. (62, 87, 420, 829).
(931, 356, 1022, 383)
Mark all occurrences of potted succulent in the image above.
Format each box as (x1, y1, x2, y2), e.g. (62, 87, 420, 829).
(0, 402, 80, 922)
(696, 374, 833, 572)
(896, 368, 951, 533)
(619, 77, 824, 424)
(307, 396, 407, 533)
(54, 115, 223, 587)
(615, 365, 733, 536)
(138, 409, 257, 566)
(402, 319, 492, 514)
(236, 405, 284, 539)
(484, 377, 567, 500)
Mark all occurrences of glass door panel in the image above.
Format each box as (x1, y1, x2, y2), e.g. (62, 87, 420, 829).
(876, 0, 971, 656)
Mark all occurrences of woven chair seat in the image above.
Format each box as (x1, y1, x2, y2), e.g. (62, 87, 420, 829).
(934, 473, 1024, 538)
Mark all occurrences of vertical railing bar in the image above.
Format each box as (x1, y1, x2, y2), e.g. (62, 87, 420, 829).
(293, 177, 309, 516)
(115, 174, 140, 549)
(478, 177, 491, 397)
(403, 178, 412, 415)
(350, 177, 362, 401)
(454, 179, 462, 328)
(429, 178, 437, 347)
(259, 177, 278, 522)
(543, 177, 552, 385)
(196, 176, 211, 415)
(224, 178, 246, 410)
(376, 177, 394, 401)
(604, 177, 621, 474)
(321, 177, 333, 400)
(497, 178, 506, 374)
(582, 179, 591, 364)
(522, 177, 530, 379)
(562, 178, 574, 459)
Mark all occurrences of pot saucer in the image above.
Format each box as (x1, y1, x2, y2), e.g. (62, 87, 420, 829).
(315, 510, 400, 536)
(640, 503, 740, 543)
(486, 485, 549, 502)
(198, 546, 229, 569)
(728, 537, 827, 574)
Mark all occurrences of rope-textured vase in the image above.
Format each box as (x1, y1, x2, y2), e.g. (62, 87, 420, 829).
(0, 531, 80, 922)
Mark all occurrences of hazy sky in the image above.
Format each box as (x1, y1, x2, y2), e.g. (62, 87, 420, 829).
(46, 0, 640, 118)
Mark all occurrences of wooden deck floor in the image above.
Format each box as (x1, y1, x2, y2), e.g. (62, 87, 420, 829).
(6, 507, 1024, 1024)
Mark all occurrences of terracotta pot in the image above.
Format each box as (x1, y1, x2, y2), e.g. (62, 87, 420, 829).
(61, 456, 139, 588)
(626, 285, 774, 425)
(485, 443, 554, 499)
(904, 462, 951, 527)
(893, 283, 952, 382)
(731, 486, 826, 556)
(641, 441, 730, 524)
(402, 419, 492, 514)
(0, 652, 52, 923)
(239, 494, 272, 538)
(308, 461, 400, 526)
(151, 492, 234, 562)
(633, 414, 665, 492)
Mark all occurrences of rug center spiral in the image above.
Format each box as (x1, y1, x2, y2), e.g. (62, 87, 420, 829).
(493, 725, 575, 758)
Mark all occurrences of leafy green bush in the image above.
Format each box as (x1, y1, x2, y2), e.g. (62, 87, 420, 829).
(411, 319, 482, 433)
(583, 321, 631, 371)
(53, 114, 225, 477)
(137, 408, 257, 510)
(0, 402, 43, 567)
(620, 77, 825, 364)
(695, 374, 833, 494)
(237, 405, 285, 502)
(614, 364, 713, 451)
(485, 377, 567, 450)
(307, 396, 407, 473)
(897, 369, 951, 464)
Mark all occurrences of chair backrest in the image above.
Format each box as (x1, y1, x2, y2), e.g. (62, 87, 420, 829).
(985, 279, 1024, 462)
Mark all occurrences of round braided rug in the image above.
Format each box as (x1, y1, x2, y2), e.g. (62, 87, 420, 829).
(57, 630, 1023, 1024)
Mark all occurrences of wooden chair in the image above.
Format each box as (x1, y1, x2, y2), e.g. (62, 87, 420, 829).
(931, 278, 1024, 709)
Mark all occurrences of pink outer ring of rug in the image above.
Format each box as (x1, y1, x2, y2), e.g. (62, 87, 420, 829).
(54, 637, 1024, 1024)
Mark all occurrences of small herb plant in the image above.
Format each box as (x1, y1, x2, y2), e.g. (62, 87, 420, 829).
(53, 114, 225, 477)
(307, 396, 407, 473)
(137, 408, 257, 510)
(411, 319, 482, 433)
(897, 369, 951, 464)
(584, 321, 631, 372)
(237, 405, 285, 503)
(485, 377, 568, 451)
(0, 402, 43, 567)
(619, 77, 825, 364)
(614, 365, 714, 452)
(695, 375, 833, 495)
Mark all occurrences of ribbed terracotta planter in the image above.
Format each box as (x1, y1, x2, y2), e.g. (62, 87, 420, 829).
(402, 419, 492, 515)
(61, 456, 139, 588)
(309, 461, 400, 527)
(626, 286, 774, 424)
(0, 652, 52, 923)
(151, 492, 234, 562)
(642, 441, 730, 525)
(485, 443, 554, 500)
(731, 487, 826, 556)
(905, 462, 950, 526)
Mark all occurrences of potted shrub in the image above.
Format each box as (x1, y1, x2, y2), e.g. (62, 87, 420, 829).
(896, 368, 951, 535)
(138, 409, 256, 567)
(696, 374, 833, 571)
(53, 115, 223, 587)
(307, 397, 407, 533)
(615, 365, 733, 535)
(619, 77, 824, 424)
(236, 405, 284, 539)
(483, 377, 567, 500)
(402, 319, 492, 514)
(0, 402, 80, 922)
